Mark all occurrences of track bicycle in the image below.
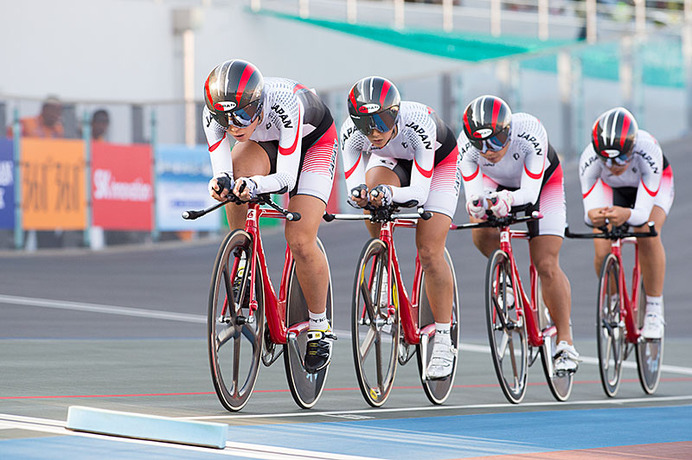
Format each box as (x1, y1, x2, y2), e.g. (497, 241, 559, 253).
(452, 210, 574, 403)
(324, 204, 460, 407)
(566, 222, 661, 396)
(183, 194, 333, 411)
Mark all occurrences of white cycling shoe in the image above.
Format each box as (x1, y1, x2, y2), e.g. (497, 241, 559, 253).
(426, 342, 457, 380)
(641, 313, 665, 340)
(553, 341, 580, 375)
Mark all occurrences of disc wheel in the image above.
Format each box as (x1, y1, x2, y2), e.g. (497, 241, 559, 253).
(596, 253, 625, 397)
(283, 238, 334, 409)
(485, 249, 528, 404)
(536, 277, 573, 402)
(635, 278, 663, 394)
(352, 238, 399, 407)
(208, 230, 264, 412)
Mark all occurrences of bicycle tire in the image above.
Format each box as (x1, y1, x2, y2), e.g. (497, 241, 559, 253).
(635, 278, 663, 395)
(416, 248, 460, 405)
(208, 230, 265, 412)
(596, 253, 625, 397)
(351, 238, 399, 407)
(283, 237, 333, 409)
(536, 277, 573, 402)
(485, 249, 528, 404)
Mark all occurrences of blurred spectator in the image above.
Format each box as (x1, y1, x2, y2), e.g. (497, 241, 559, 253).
(7, 96, 64, 138)
(90, 109, 110, 141)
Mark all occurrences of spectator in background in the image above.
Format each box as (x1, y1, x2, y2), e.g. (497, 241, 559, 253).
(90, 109, 110, 141)
(7, 96, 64, 138)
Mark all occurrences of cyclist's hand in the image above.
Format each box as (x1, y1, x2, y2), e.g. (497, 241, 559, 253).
(602, 206, 631, 227)
(369, 185, 393, 208)
(348, 184, 369, 209)
(487, 190, 513, 217)
(208, 172, 233, 201)
(233, 177, 258, 202)
(587, 207, 609, 227)
(466, 194, 487, 220)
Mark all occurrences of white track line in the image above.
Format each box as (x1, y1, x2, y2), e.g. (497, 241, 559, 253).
(3, 294, 691, 376)
(183, 394, 692, 421)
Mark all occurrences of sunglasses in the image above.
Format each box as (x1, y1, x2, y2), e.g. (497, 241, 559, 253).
(598, 148, 633, 168)
(351, 107, 399, 136)
(214, 99, 263, 128)
(469, 128, 510, 154)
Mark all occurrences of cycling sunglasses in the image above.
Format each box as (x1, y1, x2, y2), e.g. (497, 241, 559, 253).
(227, 99, 263, 128)
(351, 107, 399, 136)
(469, 128, 510, 154)
(598, 148, 633, 168)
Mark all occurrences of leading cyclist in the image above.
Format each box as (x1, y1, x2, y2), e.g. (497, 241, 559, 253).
(202, 59, 338, 373)
(341, 76, 462, 379)
(458, 95, 580, 374)
(578, 107, 674, 339)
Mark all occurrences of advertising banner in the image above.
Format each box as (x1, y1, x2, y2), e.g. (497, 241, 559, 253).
(0, 139, 14, 229)
(156, 145, 219, 231)
(21, 138, 86, 230)
(92, 143, 153, 230)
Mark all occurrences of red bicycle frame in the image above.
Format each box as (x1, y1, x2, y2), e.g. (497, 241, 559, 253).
(604, 236, 644, 342)
(368, 218, 435, 346)
(223, 202, 309, 345)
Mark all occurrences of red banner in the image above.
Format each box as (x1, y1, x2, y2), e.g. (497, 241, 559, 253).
(92, 142, 153, 230)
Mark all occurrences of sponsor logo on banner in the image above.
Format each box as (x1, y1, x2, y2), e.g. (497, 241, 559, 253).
(0, 139, 13, 228)
(93, 169, 152, 201)
(92, 143, 153, 230)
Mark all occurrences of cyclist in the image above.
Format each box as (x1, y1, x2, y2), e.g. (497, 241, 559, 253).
(458, 95, 579, 374)
(578, 107, 674, 339)
(202, 59, 338, 373)
(341, 76, 462, 379)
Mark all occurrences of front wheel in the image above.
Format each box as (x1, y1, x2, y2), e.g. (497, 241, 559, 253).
(208, 230, 264, 412)
(416, 248, 460, 405)
(485, 250, 528, 404)
(536, 276, 573, 402)
(283, 237, 333, 409)
(596, 253, 625, 398)
(635, 278, 663, 394)
(352, 238, 399, 407)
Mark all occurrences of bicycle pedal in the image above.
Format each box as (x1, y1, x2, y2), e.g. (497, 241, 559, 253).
(235, 315, 247, 325)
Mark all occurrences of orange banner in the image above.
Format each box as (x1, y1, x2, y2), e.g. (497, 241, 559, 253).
(21, 138, 86, 230)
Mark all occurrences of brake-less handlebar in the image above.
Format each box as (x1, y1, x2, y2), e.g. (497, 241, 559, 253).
(182, 194, 301, 221)
(565, 221, 657, 240)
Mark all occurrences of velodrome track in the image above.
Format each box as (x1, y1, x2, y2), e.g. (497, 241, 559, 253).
(1, 136, 691, 458)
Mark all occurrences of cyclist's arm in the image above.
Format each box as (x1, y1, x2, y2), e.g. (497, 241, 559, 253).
(250, 98, 304, 195)
(388, 118, 437, 206)
(579, 147, 607, 225)
(459, 139, 484, 198)
(628, 147, 663, 226)
(203, 107, 233, 177)
(509, 126, 548, 207)
(341, 119, 368, 191)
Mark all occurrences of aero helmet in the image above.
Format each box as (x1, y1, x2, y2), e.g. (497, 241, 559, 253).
(204, 59, 264, 128)
(462, 95, 512, 152)
(348, 76, 401, 135)
(592, 107, 638, 164)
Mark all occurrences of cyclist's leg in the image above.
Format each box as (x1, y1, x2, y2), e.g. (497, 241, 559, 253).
(529, 235, 572, 345)
(226, 140, 271, 229)
(472, 226, 500, 257)
(416, 213, 454, 324)
(636, 206, 667, 297)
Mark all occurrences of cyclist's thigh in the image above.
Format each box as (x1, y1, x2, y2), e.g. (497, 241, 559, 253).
(365, 155, 404, 188)
(416, 212, 452, 257)
(528, 235, 564, 272)
(653, 164, 674, 216)
(425, 150, 461, 220)
(232, 140, 271, 177)
(285, 194, 327, 243)
(634, 205, 667, 234)
(295, 124, 338, 203)
(529, 166, 566, 238)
